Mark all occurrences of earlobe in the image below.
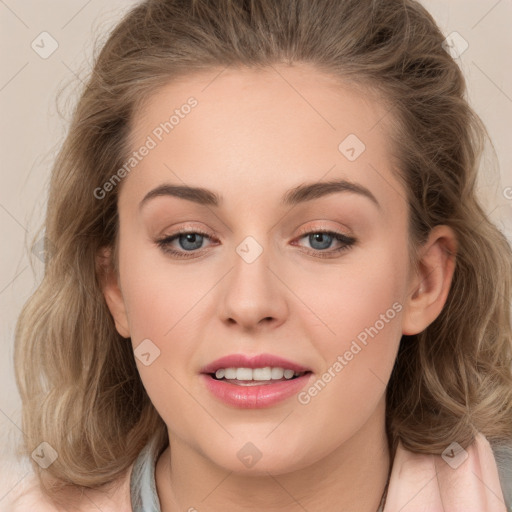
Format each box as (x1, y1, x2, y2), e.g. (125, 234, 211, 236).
(96, 246, 131, 338)
(401, 225, 458, 336)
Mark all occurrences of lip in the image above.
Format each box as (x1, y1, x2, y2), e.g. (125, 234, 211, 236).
(199, 353, 313, 409)
(200, 372, 314, 408)
(200, 353, 312, 374)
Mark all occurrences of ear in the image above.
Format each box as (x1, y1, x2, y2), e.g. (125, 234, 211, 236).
(401, 225, 458, 335)
(96, 246, 130, 338)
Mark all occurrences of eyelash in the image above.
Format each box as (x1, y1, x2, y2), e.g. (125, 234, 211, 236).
(155, 227, 356, 260)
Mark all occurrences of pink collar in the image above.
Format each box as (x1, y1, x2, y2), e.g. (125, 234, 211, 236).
(384, 433, 507, 511)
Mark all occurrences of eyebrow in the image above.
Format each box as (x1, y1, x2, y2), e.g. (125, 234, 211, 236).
(139, 178, 381, 211)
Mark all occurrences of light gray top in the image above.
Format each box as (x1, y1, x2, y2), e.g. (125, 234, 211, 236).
(130, 434, 163, 512)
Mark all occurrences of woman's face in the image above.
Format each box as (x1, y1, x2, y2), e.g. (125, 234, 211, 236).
(104, 64, 420, 474)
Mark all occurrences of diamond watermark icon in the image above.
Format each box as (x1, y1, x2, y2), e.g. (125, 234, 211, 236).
(338, 134, 366, 162)
(32, 236, 55, 263)
(236, 236, 263, 264)
(237, 442, 262, 468)
(441, 441, 468, 469)
(134, 338, 161, 366)
(31, 31, 59, 59)
(31, 442, 58, 469)
(442, 31, 469, 59)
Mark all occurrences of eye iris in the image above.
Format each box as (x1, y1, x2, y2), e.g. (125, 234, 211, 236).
(180, 233, 203, 251)
(309, 233, 332, 250)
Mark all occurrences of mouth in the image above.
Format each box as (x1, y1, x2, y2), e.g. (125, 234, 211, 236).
(199, 353, 314, 407)
(206, 367, 312, 386)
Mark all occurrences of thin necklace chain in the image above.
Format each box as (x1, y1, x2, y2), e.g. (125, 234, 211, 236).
(376, 473, 390, 512)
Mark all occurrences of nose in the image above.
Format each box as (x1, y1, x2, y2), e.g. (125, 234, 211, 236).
(219, 240, 289, 331)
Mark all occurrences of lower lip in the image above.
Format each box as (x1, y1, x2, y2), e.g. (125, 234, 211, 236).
(200, 373, 313, 408)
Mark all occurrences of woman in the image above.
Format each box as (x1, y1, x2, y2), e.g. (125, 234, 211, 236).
(10, 0, 512, 510)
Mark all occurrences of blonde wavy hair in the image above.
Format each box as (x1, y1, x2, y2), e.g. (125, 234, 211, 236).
(14, 0, 512, 503)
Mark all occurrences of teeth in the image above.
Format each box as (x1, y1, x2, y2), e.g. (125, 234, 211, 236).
(283, 369, 295, 379)
(271, 367, 284, 379)
(224, 368, 237, 379)
(254, 367, 272, 380)
(236, 368, 252, 380)
(214, 367, 305, 381)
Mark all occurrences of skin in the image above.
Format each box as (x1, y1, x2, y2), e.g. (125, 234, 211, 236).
(99, 63, 457, 512)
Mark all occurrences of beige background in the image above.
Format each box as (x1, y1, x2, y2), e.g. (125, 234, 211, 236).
(1, 0, 511, 504)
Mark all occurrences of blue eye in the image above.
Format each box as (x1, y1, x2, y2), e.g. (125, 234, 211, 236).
(294, 230, 356, 258)
(171, 232, 205, 251)
(155, 229, 356, 259)
(156, 229, 214, 258)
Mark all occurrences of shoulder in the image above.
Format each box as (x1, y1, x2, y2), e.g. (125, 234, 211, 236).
(2, 475, 59, 512)
(386, 433, 512, 511)
(3, 467, 134, 512)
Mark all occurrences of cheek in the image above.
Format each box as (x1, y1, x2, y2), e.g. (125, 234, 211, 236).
(116, 236, 206, 408)
(118, 229, 208, 341)
(119, 244, 208, 437)
(295, 239, 405, 344)
(293, 239, 405, 403)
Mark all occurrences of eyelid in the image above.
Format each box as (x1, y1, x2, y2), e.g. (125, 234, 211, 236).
(156, 221, 352, 242)
(294, 222, 353, 238)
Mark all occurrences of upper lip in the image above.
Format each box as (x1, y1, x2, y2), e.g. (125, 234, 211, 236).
(200, 353, 312, 374)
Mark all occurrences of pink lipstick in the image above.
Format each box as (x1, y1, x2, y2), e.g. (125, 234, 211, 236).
(200, 353, 314, 408)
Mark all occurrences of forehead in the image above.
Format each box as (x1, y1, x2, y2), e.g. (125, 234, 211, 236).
(122, 64, 404, 217)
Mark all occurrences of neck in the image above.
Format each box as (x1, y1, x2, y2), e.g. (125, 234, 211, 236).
(156, 397, 391, 512)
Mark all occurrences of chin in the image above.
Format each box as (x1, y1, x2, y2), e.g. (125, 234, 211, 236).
(201, 436, 321, 476)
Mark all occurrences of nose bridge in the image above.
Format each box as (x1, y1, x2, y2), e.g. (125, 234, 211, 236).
(231, 233, 275, 300)
(219, 232, 287, 328)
